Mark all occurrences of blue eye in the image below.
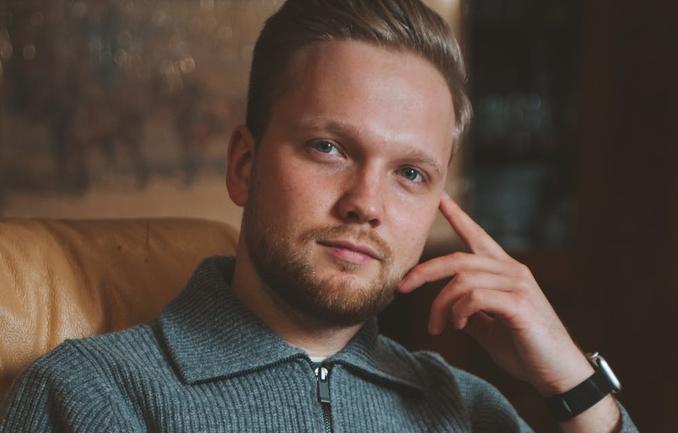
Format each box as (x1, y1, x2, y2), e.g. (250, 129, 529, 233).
(398, 166, 424, 183)
(312, 140, 340, 154)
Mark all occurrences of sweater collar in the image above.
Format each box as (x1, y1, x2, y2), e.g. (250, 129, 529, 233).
(158, 256, 425, 394)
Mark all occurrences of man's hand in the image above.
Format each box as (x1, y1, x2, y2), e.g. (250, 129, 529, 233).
(397, 193, 624, 432)
(397, 192, 595, 396)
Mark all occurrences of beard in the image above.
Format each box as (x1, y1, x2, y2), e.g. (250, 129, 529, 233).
(243, 194, 406, 327)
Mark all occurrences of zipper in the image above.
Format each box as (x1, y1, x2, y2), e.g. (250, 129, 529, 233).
(314, 364, 333, 433)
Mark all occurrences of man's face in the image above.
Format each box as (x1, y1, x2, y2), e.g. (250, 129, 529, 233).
(242, 41, 455, 326)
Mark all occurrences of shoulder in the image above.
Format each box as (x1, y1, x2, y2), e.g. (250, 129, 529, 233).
(9, 338, 113, 396)
(64, 322, 163, 371)
(6, 321, 160, 400)
(1, 324, 161, 431)
(1, 341, 113, 431)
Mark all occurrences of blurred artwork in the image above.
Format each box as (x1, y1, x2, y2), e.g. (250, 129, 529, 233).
(0, 0, 283, 200)
(0, 0, 461, 226)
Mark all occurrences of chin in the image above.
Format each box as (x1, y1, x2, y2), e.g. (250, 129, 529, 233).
(316, 258, 383, 286)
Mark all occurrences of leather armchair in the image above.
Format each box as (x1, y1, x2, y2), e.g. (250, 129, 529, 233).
(0, 218, 239, 402)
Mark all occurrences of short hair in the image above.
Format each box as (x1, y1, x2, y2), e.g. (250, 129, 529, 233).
(246, 0, 472, 153)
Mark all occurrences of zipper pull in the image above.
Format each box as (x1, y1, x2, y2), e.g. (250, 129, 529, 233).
(314, 365, 331, 404)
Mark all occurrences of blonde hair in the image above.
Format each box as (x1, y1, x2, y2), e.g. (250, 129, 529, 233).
(246, 0, 471, 151)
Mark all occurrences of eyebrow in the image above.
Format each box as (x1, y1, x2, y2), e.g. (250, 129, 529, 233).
(296, 118, 445, 178)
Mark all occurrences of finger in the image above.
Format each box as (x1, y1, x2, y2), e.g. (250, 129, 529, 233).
(439, 192, 510, 260)
(450, 289, 520, 331)
(398, 252, 516, 293)
(428, 272, 520, 334)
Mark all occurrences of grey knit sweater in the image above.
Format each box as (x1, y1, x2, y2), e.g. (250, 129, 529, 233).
(1, 256, 638, 432)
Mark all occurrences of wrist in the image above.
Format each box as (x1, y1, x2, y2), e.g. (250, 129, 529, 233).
(534, 351, 595, 396)
(544, 352, 623, 423)
(559, 395, 621, 433)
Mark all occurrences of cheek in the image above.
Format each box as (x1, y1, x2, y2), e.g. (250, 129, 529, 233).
(389, 200, 439, 262)
(259, 156, 337, 223)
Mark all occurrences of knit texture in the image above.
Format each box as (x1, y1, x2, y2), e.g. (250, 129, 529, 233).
(1, 256, 638, 432)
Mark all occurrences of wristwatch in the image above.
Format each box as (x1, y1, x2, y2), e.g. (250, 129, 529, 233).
(544, 352, 622, 421)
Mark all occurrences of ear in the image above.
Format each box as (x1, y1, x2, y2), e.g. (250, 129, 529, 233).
(226, 125, 256, 207)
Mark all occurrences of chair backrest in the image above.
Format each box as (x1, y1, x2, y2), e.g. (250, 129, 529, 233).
(0, 218, 239, 402)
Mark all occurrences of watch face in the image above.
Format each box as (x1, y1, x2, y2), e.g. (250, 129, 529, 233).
(594, 355, 622, 393)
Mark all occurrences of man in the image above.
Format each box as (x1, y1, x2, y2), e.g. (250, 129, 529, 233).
(1, 1, 638, 432)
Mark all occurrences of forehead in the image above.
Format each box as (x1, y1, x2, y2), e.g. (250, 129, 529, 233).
(267, 40, 456, 165)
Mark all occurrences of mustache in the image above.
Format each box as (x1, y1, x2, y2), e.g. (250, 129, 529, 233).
(301, 225, 393, 263)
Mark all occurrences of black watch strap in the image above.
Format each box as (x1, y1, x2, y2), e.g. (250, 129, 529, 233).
(544, 369, 614, 421)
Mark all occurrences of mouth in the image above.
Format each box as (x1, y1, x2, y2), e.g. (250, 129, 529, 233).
(317, 239, 383, 264)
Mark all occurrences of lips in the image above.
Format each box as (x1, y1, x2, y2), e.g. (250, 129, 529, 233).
(317, 239, 383, 261)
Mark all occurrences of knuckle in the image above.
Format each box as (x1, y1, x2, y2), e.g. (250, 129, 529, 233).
(467, 288, 483, 305)
(516, 281, 531, 293)
(453, 272, 469, 287)
(449, 251, 466, 263)
(406, 268, 419, 280)
(407, 267, 424, 282)
(515, 263, 532, 278)
(512, 276, 530, 292)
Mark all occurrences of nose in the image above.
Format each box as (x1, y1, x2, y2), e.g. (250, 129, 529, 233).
(335, 168, 384, 228)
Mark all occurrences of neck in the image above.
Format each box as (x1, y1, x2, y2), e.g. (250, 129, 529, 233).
(230, 242, 363, 359)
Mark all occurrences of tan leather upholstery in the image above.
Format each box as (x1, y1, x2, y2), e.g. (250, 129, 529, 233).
(0, 218, 238, 402)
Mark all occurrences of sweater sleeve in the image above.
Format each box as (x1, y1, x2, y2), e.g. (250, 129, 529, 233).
(0, 341, 119, 433)
(418, 351, 639, 433)
(451, 364, 640, 433)
(615, 401, 639, 433)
